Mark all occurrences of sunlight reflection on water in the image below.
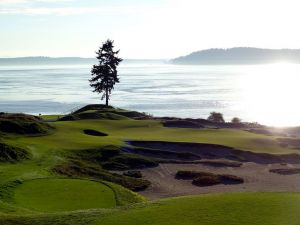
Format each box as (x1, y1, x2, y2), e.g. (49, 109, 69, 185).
(0, 62, 299, 126)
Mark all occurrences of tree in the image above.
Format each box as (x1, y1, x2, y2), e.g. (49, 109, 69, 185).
(207, 112, 225, 123)
(231, 117, 242, 124)
(90, 39, 123, 106)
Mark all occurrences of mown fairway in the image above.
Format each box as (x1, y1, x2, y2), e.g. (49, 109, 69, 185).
(2, 193, 300, 225)
(93, 193, 300, 225)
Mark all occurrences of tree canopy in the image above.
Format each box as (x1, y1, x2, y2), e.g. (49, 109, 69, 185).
(90, 39, 122, 106)
(207, 112, 225, 123)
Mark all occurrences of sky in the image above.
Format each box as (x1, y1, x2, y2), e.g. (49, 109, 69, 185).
(1, 0, 300, 59)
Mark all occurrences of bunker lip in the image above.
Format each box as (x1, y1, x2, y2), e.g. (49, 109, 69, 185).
(269, 168, 300, 175)
(126, 140, 300, 164)
(83, 129, 108, 137)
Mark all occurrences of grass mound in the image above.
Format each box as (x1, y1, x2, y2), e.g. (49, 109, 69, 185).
(0, 143, 30, 162)
(0, 113, 40, 122)
(13, 178, 116, 212)
(53, 160, 151, 191)
(72, 104, 114, 114)
(74, 146, 158, 170)
(123, 146, 201, 161)
(176, 170, 244, 186)
(83, 129, 108, 137)
(102, 154, 158, 170)
(54, 146, 154, 191)
(59, 104, 150, 121)
(0, 113, 53, 135)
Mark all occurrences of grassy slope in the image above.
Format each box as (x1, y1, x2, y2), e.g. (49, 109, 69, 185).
(0, 107, 298, 223)
(0, 119, 290, 187)
(93, 193, 300, 225)
(2, 193, 300, 225)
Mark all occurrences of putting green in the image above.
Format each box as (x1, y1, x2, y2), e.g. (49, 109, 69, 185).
(14, 178, 116, 212)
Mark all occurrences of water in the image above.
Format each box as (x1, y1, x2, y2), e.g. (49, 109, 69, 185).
(0, 62, 299, 126)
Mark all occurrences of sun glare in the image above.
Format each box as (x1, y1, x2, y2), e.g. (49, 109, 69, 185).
(239, 63, 300, 126)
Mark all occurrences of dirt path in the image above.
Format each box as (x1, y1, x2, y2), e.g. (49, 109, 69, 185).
(139, 162, 300, 200)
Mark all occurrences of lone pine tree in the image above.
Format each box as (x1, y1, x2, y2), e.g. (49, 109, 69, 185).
(90, 39, 123, 106)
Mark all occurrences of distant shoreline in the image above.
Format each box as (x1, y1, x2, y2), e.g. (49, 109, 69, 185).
(172, 47, 300, 65)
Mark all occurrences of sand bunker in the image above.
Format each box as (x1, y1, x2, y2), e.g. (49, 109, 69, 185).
(277, 138, 300, 150)
(139, 162, 300, 200)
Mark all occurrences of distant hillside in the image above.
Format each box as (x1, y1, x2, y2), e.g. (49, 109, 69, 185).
(0, 57, 96, 65)
(0, 57, 164, 66)
(172, 47, 300, 64)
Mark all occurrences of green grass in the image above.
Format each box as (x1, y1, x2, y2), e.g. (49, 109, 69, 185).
(39, 115, 62, 120)
(0, 105, 299, 224)
(1, 193, 300, 225)
(14, 178, 116, 212)
(93, 193, 300, 225)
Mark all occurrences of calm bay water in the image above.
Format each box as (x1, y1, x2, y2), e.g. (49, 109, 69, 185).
(0, 62, 299, 126)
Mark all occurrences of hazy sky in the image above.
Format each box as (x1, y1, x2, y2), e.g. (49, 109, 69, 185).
(1, 0, 300, 58)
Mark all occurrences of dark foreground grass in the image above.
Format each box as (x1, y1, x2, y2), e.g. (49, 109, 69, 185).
(2, 193, 300, 225)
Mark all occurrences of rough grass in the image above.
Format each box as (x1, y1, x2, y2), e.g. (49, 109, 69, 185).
(59, 104, 148, 121)
(0, 143, 30, 162)
(72, 145, 157, 171)
(101, 154, 158, 170)
(53, 160, 151, 191)
(0, 113, 54, 135)
(103, 181, 146, 206)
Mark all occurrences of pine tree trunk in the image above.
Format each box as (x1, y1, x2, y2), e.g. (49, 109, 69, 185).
(105, 88, 108, 106)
